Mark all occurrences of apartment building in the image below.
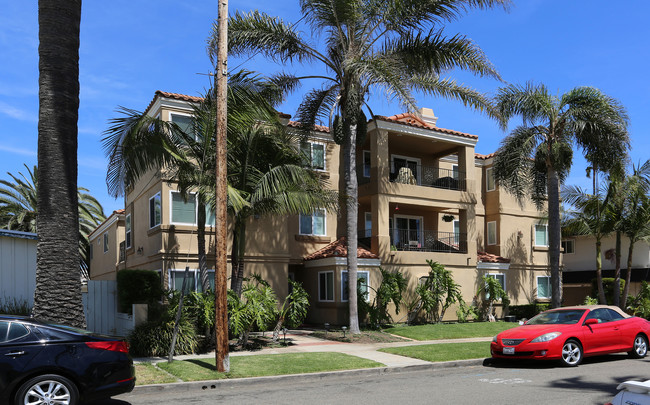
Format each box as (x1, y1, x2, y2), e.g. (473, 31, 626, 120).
(89, 91, 553, 323)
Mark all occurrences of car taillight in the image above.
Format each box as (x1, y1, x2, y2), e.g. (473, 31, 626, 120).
(86, 341, 129, 353)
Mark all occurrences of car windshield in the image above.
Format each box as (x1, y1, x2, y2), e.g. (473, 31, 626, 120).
(527, 309, 586, 325)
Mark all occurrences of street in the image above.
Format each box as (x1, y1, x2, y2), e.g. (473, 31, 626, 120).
(99, 355, 649, 405)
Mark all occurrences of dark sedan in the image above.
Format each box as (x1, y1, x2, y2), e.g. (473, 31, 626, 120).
(0, 315, 135, 405)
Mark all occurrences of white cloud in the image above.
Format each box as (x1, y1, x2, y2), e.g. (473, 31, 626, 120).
(0, 101, 37, 122)
(0, 144, 36, 157)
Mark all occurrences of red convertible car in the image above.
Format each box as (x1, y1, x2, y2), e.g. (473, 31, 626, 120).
(491, 305, 650, 366)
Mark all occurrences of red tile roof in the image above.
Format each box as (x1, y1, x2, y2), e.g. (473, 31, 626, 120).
(304, 237, 379, 261)
(475, 152, 497, 160)
(375, 113, 478, 140)
(477, 251, 510, 263)
(287, 120, 330, 133)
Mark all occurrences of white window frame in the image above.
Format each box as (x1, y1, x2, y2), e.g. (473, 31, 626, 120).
(149, 192, 161, 229)
(318, 271, 334, 302)
(169, 190, 198, 226)
(487, 221, 497, 246)
(363, 150, 371, 178)
(486, 167, 496, 192)
(391, 154, 422, 185)
(341, 270, 370, 302)
(299, 209, 326, 236)
(486, 273, 506, 300)
(452, 164, 459, 180)
(534, 224, 549, 247)
(536, 276, 552, 299)
(125, 214, 132, 249)
(302, 141, 326, 171)
(453, 219, 460, 244)
(561, 239, 575, 254)
(103, 232, 109, 253)
(393, 214, 424, 247)
(169, 111, 195, 139)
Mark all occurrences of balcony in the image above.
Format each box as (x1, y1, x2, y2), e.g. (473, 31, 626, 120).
(357, 164, 466, 191)
(359, 229, 467, 254)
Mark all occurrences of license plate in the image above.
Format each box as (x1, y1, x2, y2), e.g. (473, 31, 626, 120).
(503, 347, 515, 355)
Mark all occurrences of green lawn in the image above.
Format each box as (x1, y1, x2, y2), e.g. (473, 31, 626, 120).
(384, 322, 515, 341)
(380, 341, 490, 362)
(135, 363, 179, 385)
(155, 352, 383, 382)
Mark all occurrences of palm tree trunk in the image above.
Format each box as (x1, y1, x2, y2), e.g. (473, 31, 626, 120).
(34, 0, 85, 328)
(230, 217, 247, 296)
(342, 107, 360, 334)
(613, 230, 622, 307)
(197, 197, 211, 293)
(595, 237, 607, 304)
(546, 167, 563, 308)
(622, 238, 635, 308)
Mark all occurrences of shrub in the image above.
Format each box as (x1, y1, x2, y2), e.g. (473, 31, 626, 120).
(477, 276, 509, 321)
(507, 304, 550, 320)
(359, 268, 407, 328)
(117, 269, 163, 313)
(227, 274, 278, 347)
(416, 261, 463, 323)
(627, 281, 650, 319)
(0, 297, 31, 316)
(128, 317, 198, 357)
(591, 278, 625, 305)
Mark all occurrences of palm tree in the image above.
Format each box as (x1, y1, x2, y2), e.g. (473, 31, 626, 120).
(494, 83, 629, 308)
(619, 161, 650, 307)
(217, 0, 509, 333)
(103, 71, 335, 295)
(563, 183, 616, 304)
(0, 165, 106, 279)
(35, 0, 85, 327)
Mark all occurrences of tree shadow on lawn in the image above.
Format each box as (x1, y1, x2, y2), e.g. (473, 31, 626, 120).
(185, 358, 217, 371)
(483, 353, 635, 370)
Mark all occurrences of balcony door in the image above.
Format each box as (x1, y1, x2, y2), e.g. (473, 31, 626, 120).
(392, 155, 420, 185)
(394, 215, 423, 249)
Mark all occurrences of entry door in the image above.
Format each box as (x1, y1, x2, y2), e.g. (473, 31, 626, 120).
(394, 216, 422, 248)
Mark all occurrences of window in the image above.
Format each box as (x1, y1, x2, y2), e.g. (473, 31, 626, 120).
(561, 240, 574, 254)
(318, 271, 334, 302)
(363, 150, 371, 177)
(205, 204, 215, 227)
(89, 243, 93, 260)
(364, 212, 372, 238)
(301, 141, 325, 170)
(392, 155, 420, 185)
(149, 193, 161, 228)
(452, 164, 459, 180)
(486, 167, 495, 191)
(486, 273, 506, 299)
(170, 112, 194, 137)
(0, 322, 29, 343)
(103, 232, 109, 253)
(537, 276, 551, 299)
(535, 224, 548, 247)
(171, 191, 196, 225)
(341, 270, 369, 302)
(453, 220, 460, 244)
(394, 215, 422, 248)
(125, 214, 132, 249)
(487, 221, 497, 246)
(169, 269, 196, 293)
(299, 210, 326, 236)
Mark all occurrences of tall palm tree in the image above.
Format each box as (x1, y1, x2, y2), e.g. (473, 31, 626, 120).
(619, 160, 650, 307)
(494, 83, 629, 308)
(217, 0, 509, 333)
(103, 71, 335, 295)
(0, 165, 106, 279)
(563, 183, 616, 304)
(35, 0, 85, 327)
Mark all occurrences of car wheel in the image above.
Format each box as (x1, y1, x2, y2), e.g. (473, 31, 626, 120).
(628, 334, 648, 359)
(15, 374, 79, 405)
(561, 339, 583, 367)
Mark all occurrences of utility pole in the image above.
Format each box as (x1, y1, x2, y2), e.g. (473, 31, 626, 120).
(214, 0, 230, 373)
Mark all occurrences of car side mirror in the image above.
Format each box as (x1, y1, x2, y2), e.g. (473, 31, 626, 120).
(585, 318, 598, 326)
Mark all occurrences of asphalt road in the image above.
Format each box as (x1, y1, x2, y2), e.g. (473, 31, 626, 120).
(98, 355, 650, 405)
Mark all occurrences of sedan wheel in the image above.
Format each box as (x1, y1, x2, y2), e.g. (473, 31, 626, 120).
(15, 374, 79, 405)
(561, 339, 583, 367)
(628, 334, 648, 359)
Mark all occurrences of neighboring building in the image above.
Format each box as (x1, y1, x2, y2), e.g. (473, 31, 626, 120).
(89, 92, 553, 323)
(0, 229, 37, 307)
(561, 234, 650, 305)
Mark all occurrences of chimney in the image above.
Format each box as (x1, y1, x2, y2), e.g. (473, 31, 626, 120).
(418, 107, 438, 127)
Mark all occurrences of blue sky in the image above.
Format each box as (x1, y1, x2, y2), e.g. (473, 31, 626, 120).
(2, 1, 649, 214)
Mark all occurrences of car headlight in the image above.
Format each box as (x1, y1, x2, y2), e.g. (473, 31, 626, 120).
(492, 335, 498, 343)
(531, 332, 562, 343)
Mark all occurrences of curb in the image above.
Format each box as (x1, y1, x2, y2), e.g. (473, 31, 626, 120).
(131, 358, 487, 396)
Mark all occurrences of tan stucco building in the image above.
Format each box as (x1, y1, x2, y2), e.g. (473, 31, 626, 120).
(89, 91, 554, 324)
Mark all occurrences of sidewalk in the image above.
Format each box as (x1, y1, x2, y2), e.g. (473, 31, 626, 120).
(134, 330, 493, 368)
